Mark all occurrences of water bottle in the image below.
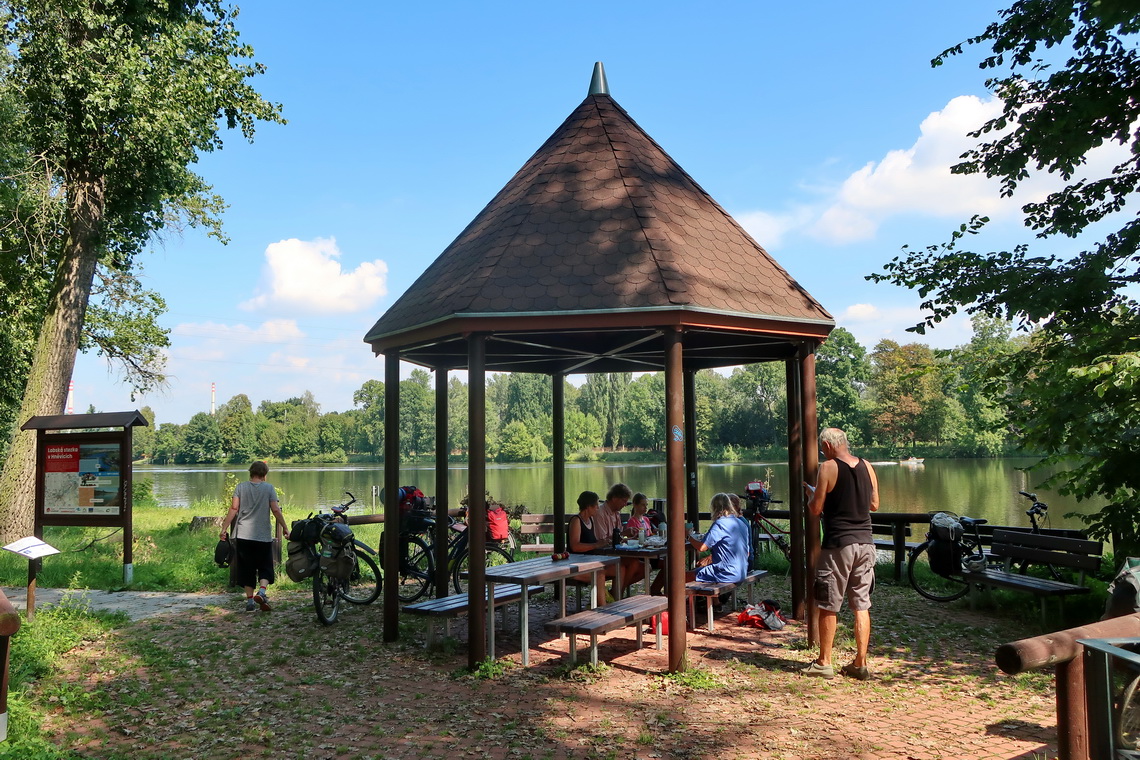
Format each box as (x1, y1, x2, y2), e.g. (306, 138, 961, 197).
(612, 526, 622, 547)
(638, 526, 646, 543)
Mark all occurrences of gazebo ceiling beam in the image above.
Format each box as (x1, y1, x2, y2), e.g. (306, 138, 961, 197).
(561, 331, 662, 374)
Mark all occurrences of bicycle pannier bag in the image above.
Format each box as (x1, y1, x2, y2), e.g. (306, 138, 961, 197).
(289, 517, 322, 545)
(319, 520, 354, 547)
(487, 505, 510, 541)
(927, 538, 961, 577)
(286, 540, 320, 582)
(320, 543, 356, 579)
(930, 512, 964, 543)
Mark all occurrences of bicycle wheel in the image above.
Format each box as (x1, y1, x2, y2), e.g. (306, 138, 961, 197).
(452, 544, 515, 595)
(907, 541, 970, 602)
(1119, 672, 1140, 749)
(342, 551, 381, 605)
(397, 534, 434, 602)
(312, 567, 341, 625)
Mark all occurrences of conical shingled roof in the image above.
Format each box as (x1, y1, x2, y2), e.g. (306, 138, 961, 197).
(365, 68, 832, 372)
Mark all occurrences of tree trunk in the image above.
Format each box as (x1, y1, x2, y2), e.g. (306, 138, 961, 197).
(0, 165, 105, 542)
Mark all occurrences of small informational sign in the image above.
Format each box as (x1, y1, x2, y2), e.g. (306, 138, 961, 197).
(3, 536, 60, 560)
(43, 441, 123, 516)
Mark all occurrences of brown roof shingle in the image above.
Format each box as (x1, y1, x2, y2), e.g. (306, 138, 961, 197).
(365, 86, 831, 353)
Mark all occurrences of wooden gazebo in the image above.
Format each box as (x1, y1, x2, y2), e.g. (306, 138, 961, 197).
(364, 63, 833, 671)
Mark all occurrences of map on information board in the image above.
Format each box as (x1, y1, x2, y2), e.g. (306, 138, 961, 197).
(43, 442, 122, 516)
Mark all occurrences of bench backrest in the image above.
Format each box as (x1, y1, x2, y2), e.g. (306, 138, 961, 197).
(990, 529, 1103, 572)
(520, 513, 630, 536)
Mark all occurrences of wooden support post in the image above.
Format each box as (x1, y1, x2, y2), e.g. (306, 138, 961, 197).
(800, 348, 819, 644)
(382, 352, 401, 642)
(786, 358, 806, 622)
(684, 369, 698, 529)
(664, 329, 688, 672)
(467, 334, 488, 668)
(552, 374, 566, 555)
(434, 368, 450, 598)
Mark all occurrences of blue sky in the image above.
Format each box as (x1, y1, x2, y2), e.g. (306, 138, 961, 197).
(71, 0, 1094, 425)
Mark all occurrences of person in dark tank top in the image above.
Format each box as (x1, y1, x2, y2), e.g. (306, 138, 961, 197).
(800, 427, 879, 681)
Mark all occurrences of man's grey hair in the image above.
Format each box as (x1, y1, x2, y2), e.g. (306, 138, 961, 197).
(820, 427, 849, 449)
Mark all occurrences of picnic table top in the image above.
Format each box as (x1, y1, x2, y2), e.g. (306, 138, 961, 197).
(482, 553, 618, 586)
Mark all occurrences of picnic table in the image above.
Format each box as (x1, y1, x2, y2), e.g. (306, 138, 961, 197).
(591, 542, 668, 596)
(483, 553, 619, 666)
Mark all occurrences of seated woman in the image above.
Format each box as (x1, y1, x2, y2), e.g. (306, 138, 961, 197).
(567, 490, 615, 606)
(686, 492, 751, 588)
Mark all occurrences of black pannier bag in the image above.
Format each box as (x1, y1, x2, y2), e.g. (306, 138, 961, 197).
(927, 538, 961, 577)
(320, 542, 356, 579)
(289, 517, 322, 544)
(927, 512, 964, 577)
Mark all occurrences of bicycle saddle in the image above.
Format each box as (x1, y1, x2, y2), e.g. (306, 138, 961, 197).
(959, 516, 987, 527)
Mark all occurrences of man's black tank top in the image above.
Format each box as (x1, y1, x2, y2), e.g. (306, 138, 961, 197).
(822, 458, 873, 548)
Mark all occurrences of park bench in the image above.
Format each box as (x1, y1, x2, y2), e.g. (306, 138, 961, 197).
(403, 584, 545, 647)
(961, 529, 1102, 627)
(544, 594, 668, 666)
(685, 569, 769, 633)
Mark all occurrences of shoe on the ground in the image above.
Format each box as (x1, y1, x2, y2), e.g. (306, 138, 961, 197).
(245, 597, 257, 612)
(840, 663, 871, 680)
(254, 589, 271, 612)
(800, 661, 835, 679)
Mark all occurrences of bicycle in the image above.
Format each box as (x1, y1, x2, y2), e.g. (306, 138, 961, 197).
(309, 491, 382, 625)
(384, 505, 515, 602)
(906, 491, 1061, 602)
(739, 481, 791, 565)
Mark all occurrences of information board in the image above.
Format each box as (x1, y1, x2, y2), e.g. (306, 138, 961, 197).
(43, 441, 123, 516)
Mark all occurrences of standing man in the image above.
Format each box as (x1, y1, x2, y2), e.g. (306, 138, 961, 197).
(801, 428, 879, 680)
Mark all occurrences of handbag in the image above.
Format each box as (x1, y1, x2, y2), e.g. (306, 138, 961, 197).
(214, 538, 233, 568)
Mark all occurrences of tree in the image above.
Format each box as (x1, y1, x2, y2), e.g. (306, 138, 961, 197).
(399, 370, 434, 457)
(814, 328, 871, 444)
(578, 373, 631, 449)
(132, 405, 156, 461)
(352, 379, 385, 457)
(182, 412, 223, 463)
(868, 340, 946, 449)
(217, 394, 256, 462)
(0, 1, 282, 540)
(620, 373, 664, 452)
(871, 0, 1140, 552)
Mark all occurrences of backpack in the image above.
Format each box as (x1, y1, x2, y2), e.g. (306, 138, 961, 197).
(289, 517, 322, 544)
(929, 512, 964, 543)
(397, 486, 432, 533)
(285, 540, 320, 582)
(737, 599, 787, 630)
(1103, 557, 1140, 619)
(487, 505, 510, 541)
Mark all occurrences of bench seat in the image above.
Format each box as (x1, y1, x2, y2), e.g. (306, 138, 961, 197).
(404, 584, 545, 646)
(960, 529, 1101, 628)
(684, 569, 770, 632)
(544, 595, 668, 666)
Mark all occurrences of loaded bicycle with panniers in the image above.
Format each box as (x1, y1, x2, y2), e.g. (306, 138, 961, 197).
(906, 491, 1060, 602)
(286, 491, 381, 625)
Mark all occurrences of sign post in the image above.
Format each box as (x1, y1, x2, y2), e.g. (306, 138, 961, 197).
(21, 411, 148, 620)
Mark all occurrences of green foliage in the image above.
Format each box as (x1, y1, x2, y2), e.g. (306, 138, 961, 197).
(871, 1, 1140, 551)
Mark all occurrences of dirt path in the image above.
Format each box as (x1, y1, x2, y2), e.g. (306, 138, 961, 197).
(26, 576, 1059, 759)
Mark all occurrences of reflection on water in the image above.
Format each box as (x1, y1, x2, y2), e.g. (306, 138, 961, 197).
(135, 457, 1102, 532)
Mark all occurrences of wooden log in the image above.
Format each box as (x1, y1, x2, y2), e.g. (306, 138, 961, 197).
(994, 613, 1140, 673)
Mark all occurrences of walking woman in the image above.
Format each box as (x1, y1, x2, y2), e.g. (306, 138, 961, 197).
(221, 461, 288, 611)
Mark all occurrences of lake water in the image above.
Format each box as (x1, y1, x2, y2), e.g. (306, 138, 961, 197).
(135, 457, 1102, 532)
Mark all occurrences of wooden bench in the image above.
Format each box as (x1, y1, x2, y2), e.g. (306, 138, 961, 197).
(519, 512, 630, 554)
(961, 530, 1102, 627)
(403, 584, 545, 647)
(544, 594, 668, 666)
(684, 569, 769, 633)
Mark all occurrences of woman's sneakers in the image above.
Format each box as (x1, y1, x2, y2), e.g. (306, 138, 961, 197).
(254, 588, 271, 612)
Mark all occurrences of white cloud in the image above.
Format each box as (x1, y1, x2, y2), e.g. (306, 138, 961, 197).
(240, 237, 388, 314)
(739, 94, 1136, 246)
(837, 303, 972, 349)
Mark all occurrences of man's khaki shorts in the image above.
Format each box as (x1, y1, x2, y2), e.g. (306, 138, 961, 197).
(814, 543, 877, 613)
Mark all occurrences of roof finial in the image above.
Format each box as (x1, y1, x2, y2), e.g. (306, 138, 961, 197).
(588, 61, 609, 96)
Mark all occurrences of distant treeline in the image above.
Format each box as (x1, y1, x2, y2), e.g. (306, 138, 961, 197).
(133, 321, 1026, 465)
